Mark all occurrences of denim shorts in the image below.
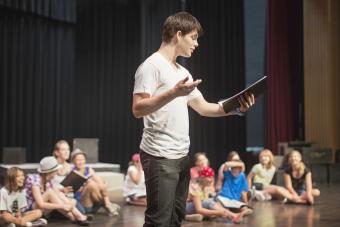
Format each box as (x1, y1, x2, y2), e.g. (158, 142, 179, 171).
(186, 198, 217, 214)
(296, 189, 306, 196)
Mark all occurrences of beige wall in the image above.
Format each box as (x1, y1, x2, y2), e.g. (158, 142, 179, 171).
(304, 0, 340, 160)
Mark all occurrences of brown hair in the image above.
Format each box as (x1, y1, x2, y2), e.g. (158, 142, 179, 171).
(5, 167, 25, 193)
(259, 149, 274, 169)
(227, 151, 240, 161)
(162, 11, 203, 43)
(194, 152, 210, 165)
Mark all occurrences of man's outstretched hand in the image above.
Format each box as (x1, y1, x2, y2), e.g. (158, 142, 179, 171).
(238, 92, 255, 113)
(173, 76, 202, 97)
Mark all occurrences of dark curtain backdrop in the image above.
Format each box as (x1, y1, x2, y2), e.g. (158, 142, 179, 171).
(265, 0, 304, 154)
(74, 0, 142, 169)
(140, 0, 183, 59)
(185, 0, 246, 167)
(0, 0, 76, 23)
(0, 8, 75, 162)
(1, 0, 246, 170)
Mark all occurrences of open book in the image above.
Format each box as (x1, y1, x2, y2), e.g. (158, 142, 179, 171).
(216, 195, 247, 209)
(60, 170, 88, 192)
(218, 76, 267, 113)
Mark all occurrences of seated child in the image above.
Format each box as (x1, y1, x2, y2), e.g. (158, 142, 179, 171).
(123, 154, 147, 206)
(25, 156, 91, 226)
(52, 140, 86, 213)
(190, 152, 215, 196)
(52, 140, 73, 193)
(216, 151, 245, 192)
(185, 167, 244, 224)
(247, 149, 294, 201)
(283, 150, 320, 205)
(0, 167, 47, 227)
(71, 149, 120, 215)
(218, 160, 253, 216)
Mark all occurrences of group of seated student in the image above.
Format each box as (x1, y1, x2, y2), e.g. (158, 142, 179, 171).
(184, 149, 321, 223)
(0, 140, 120, 227)
(1, 142, 321, 226)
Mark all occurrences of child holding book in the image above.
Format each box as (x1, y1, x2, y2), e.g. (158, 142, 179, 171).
(24, 156, 91, 226)
(123, 153, 147, 206)
(218, 159, 253, 216)
(247, 149, 295, 201)
(283, 150, 320, 205)
(0, 167, 47, 227)
(71, 149, 120, 215)
(185, 167, 243, 223)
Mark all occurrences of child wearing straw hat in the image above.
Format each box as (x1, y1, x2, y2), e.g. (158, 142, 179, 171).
(24, 156, 92, 226)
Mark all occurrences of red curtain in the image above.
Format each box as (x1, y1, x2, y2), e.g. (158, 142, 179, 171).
(265, 0, 303, 154)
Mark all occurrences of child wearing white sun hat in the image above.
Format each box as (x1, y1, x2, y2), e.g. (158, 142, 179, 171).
(24, 156, 92, 226)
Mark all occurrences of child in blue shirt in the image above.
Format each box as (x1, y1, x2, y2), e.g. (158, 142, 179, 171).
(220, 167, 248, 201)
(219, 160, 252, 216)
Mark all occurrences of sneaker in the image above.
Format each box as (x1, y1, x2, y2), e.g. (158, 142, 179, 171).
(242, 208, 253, 216)
(27, 218, 48, 227)
(263, 192, 272, 201)
(111, 202, 121, 211)
(104, 202, 119, 216)
(5, 224, 16, 227)
(185, 214, 204, 222)
(255, 191, 266, 201)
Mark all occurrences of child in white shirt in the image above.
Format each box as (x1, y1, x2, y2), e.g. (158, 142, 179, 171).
(0, 167, 47, 227)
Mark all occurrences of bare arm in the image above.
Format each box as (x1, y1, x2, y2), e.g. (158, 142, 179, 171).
(129, 164, 143, 185)
(132, 77, 202, 118)
(188, 93, 255, 117)
(283, 173, 298, 196)
(188, 96, 230, 117)
(241, 191, 248, 203)
(223, 161, 245, 172)
(247, 172, 255, 189)
(305, 172, 313, 195)
(215, 165, 225, 192)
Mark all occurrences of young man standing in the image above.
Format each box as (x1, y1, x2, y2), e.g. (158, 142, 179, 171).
(132, 12, 255, 227)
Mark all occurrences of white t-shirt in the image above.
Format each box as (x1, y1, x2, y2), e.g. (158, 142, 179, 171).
(133, 52, 202, 159)
(250, 163, 276, 186)
(123, 165, 146, 197)
(0, 187, 28, 214)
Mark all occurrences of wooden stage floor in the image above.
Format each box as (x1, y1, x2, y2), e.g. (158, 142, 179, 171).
(46, 184, 340, 227)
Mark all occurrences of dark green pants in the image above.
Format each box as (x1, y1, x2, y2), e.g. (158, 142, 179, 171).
(140, 151, 190, 227)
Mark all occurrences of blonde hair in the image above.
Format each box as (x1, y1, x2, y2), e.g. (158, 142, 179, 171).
(5, 167, 25, 193)
(288, 150, 305, 177)
(259, 149, 274, 169)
